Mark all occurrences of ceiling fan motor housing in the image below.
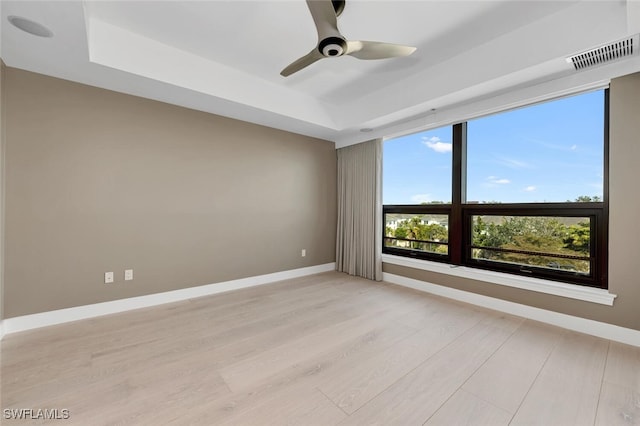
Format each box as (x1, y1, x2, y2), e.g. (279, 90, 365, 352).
(319, 36, 347, 57)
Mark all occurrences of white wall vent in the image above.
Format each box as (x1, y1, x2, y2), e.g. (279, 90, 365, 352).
(566, 34, 639, 70)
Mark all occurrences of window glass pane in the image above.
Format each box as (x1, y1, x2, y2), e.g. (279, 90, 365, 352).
(471, 215, 591, 274)
(467, 91, 604, 203)
(385, 213, 448, 255)
(383, 126, 452, 204)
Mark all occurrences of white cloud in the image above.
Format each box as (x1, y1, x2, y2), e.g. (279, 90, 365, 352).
(524, 185, 537, 192)
(411, 194, 431, 203)
(571, 144, 578, 151)
(487, 176, 510, 184)
(422, 136, 452, 153)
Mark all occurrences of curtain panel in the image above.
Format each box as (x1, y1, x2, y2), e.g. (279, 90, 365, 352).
(336, 139, 382, 281)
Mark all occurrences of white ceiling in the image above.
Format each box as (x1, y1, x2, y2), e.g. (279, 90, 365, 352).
(2, 1, 640, 148)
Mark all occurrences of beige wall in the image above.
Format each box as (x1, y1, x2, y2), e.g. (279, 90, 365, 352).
(4, 68, 337, 318)
(0, 61, 5, 322)
(384, 71, 640, 331)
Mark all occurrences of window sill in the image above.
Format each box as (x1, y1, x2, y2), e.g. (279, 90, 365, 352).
(381, 254, 616, 306)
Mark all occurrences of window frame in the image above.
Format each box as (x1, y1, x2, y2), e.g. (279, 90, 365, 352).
(462, 203, 605, 287)
(382, 89, 609, 289)
(383, 204, 452, 263)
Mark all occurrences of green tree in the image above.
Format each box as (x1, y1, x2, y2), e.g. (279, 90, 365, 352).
(563, 221, 590, 253)
(387, 216, 448, 254)
(472, 215, 591, 272)
(394, 226, 408, 240)
(571, 195, 602, 202)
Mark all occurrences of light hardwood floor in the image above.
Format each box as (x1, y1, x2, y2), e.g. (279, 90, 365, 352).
(2, 271, 639, 425)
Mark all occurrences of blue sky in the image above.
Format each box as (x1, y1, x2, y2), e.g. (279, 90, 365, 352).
(383, 90, 604, 204)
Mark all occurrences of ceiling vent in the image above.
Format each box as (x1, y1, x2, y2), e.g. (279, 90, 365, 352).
(566, 34, 639, 70)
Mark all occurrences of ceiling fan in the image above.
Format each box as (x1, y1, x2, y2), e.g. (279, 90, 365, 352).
(280, 0, 417, 77)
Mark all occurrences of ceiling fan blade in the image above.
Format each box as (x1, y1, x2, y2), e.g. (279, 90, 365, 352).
(280, 49, 324, 76)
(306, 0, 341, 40)
(346, 41, 416, 60)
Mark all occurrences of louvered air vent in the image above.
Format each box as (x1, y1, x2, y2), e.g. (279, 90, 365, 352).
(566, 35, 639, 70)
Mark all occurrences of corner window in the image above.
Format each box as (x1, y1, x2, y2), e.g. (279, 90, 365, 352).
(383, 89, 608, 288)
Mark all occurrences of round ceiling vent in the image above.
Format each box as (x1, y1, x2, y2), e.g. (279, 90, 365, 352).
(8, 16, 53, 38)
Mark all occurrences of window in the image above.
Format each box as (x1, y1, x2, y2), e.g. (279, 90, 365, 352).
(383, 126, 452, 204)
(467, 91, 604, 203)
(384, 210, 449, 257)
(383, 90, 608, 288)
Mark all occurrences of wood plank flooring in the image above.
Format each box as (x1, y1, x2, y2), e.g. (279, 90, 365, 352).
(2, 271, 639, 425)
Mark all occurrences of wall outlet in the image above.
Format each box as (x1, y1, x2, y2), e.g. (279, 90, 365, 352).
(104, 272, 114, 284)
(124, 269, 133, 281)
(301, 249, 306, 257)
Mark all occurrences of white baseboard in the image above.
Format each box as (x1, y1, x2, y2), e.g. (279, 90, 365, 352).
(383, 272, 640, 347)
(2, 263, 336, 336)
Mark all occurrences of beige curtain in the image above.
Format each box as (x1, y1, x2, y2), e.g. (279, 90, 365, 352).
(336, 139, 382, 281)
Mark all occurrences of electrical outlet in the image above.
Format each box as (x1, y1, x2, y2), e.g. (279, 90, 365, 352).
(124, 269, 133, 281)
(104, 272, 114, 284)
(301, 249, 306, 257)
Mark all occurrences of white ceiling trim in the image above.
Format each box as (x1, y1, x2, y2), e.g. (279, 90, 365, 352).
(87, 17, 338, 130)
